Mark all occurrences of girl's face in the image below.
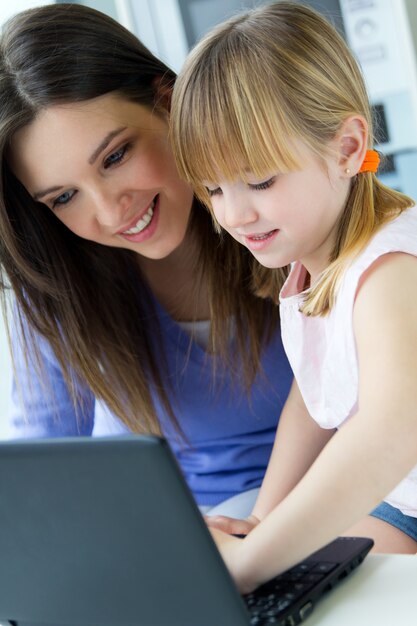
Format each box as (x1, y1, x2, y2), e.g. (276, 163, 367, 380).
(10, 93, 194, 259)
(204, 142, 351, 280)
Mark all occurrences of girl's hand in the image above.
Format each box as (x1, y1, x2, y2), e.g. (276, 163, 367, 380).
(205, 513, 260, 536)
(208, 527, 258, 594)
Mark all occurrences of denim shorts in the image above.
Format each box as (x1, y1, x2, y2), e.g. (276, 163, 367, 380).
(370, 502, 417, 542)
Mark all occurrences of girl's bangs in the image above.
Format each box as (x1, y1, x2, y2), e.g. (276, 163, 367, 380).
(172, 56, 302, 205)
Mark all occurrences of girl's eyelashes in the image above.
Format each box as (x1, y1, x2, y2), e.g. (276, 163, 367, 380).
(52, 189, 77, 209)
(206, 186, 222, 197)
(205, 176, 276, 197)
(103, 142, 131, 169)
(249, 177, 276, 191)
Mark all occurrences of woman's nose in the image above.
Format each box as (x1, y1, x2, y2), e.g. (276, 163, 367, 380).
(92, 188, 132, 230)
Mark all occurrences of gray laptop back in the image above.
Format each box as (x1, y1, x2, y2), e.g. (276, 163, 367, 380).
(0, 436, 249, 626)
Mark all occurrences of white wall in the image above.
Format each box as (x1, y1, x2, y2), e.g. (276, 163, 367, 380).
(0, 0, 53, 25)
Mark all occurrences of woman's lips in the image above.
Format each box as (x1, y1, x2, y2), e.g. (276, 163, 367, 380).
(117, 197, 156, 234)
(118, 195, 160, 243)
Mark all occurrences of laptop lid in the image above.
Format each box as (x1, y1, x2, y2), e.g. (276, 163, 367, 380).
(0, 436, 249, 626)
(0, 435, 373, 626)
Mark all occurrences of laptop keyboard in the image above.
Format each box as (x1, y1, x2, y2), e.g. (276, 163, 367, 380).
(245, 559, 337, 626)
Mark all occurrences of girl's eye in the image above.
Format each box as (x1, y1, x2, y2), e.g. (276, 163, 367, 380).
(52, 189, 76, 208)
(249, 177, 276, 191)
(104, 143, 130, 169)
(206, 186, 222, 197)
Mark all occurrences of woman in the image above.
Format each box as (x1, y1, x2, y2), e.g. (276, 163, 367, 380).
(0, 3, 292, 511)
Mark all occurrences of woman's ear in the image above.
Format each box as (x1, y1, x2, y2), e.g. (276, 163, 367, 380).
(336, 115, 368, 176)
(153, 75, 174, 114)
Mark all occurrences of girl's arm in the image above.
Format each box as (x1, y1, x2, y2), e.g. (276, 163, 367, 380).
(252, 380, 335, 520)
(214, 252, 417, 593)
(207, 380, 335, 534)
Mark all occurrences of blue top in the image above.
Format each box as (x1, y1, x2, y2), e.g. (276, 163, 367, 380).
(8, 302, 293, 506)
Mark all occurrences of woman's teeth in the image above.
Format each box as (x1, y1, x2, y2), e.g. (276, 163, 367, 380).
(123, 200, 155, 235)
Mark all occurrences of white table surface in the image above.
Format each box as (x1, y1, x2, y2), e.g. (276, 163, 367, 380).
(0, 554, 414, 626)
(307, 553, 417, 625)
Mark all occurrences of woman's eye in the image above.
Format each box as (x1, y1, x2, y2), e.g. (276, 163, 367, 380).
(249, 177, 276, 191)
(206, 186, 222, 197)
(104, 143, 130, 169)
(52, 189, 76, 208)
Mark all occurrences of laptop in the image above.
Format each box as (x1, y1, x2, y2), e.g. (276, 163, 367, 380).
(0, 436, 373, 626)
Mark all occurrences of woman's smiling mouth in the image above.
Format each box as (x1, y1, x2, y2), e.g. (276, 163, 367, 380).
(118, 195, 160, 242)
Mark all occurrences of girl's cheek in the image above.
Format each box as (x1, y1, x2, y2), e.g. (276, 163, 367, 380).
(210, 202, 223, 225)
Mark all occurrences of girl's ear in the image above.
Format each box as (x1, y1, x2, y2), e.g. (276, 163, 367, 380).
(336, 115, 368, 176)
(153, 76, 174, 114)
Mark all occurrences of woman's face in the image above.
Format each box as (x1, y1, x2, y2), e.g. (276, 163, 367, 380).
(10, 93, 194, 259)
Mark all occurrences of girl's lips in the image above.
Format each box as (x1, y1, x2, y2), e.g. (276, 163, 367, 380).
(118, 195, 160, 243)
(243, 229, 279, 251)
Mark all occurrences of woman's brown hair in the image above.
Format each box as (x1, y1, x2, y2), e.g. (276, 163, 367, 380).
(0, 3, 281, 435)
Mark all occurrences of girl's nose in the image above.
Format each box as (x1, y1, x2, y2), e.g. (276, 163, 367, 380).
(222, 192, 258, 230)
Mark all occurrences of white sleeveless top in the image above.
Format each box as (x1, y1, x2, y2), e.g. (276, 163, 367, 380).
(279, 206, 417, 517)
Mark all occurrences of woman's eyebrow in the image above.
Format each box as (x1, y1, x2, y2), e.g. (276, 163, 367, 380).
(32, 126, 129, 200)
(33, 185, 64, 201)
(88, 126, 127, 164)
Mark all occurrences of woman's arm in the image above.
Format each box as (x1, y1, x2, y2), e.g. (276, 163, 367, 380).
(8, 318, 95, 438)
(213, 252, 417, 593)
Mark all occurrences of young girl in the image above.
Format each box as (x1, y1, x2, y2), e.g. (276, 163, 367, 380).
(171, 1, 417, 591)
(0, 4, 293, 513)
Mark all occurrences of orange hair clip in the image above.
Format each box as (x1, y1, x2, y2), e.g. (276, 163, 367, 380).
(359, 149, 380, 174)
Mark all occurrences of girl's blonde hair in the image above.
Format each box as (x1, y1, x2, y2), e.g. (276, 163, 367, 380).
(171, 1, 414, 315)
